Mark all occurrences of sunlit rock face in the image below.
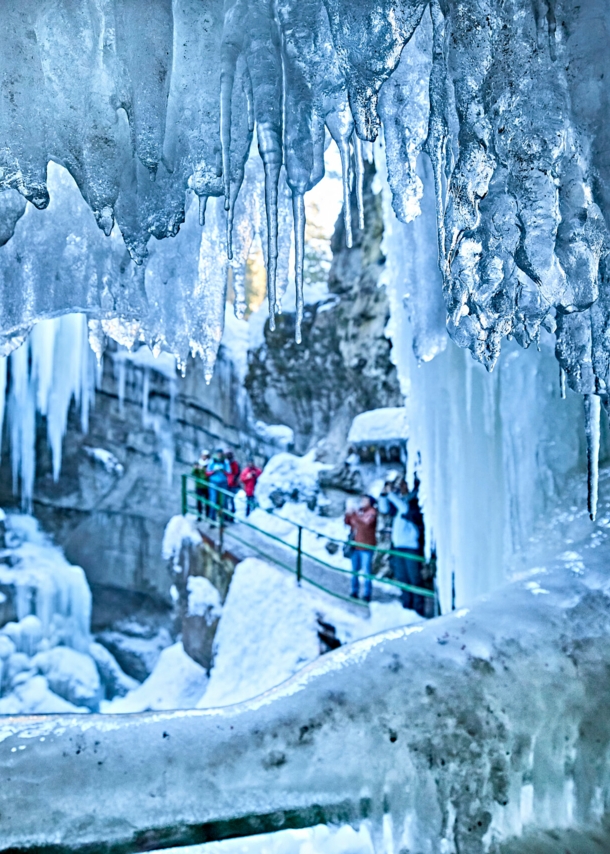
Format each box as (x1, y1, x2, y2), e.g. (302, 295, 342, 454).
(0, 2, 609, 388)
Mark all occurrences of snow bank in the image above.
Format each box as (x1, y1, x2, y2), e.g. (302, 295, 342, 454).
(103, 643, 207, 714)
(198, 559, 422, 709)
(198, 559, 321, 708)
(347, 407, 409, 445)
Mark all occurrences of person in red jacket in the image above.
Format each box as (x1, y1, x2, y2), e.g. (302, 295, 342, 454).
(344, 495, 378, 602)
(223, 451, 241, 520)
(239, 460, 262, 516)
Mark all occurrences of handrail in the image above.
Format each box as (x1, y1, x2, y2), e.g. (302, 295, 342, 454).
(182, 473, 439, 612)
(187, 475, 430, 564)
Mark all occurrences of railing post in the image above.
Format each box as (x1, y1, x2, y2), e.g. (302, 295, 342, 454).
(451, 570, 456, 611)
(296, 526, 303, 586)
(181, 474, 187, 516)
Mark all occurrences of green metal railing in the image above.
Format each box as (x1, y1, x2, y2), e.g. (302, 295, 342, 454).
(182, 473, 439, 615)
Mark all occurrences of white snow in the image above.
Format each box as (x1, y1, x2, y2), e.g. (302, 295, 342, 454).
(187, 576, 222, 624)
(255, 451, 331, 511)
(347, 407, 409, 445)
(197, 558, 421, 710)
(31, 646, 102, 711)
(162, 514, 202, 568)
(82, 446, 124, 476)
(254, 422, 295, 450)
(103, 643, 207, 714)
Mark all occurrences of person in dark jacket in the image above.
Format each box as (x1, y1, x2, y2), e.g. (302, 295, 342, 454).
(379, 476, 425, 614)
(344, 495, 378, 602)
(192, 450, 210, 519)
(240, 461, 262, 516)
(206, 450, 231, 523)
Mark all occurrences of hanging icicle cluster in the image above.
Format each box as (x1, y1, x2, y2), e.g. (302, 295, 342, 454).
(0, 1, 609, 508)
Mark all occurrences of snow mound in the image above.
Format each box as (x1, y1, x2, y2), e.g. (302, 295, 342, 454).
(104, 643, 207, 714)
(0, 674, 85, 715)
(31, 647, 102, 711)
(198, 559, 321, 708)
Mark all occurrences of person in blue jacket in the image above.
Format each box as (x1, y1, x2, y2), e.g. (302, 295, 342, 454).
(379, 476, 425, 615)
(206, 449, 231, 522)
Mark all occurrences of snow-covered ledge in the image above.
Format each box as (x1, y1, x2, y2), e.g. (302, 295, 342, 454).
(1, 564, 610, 854)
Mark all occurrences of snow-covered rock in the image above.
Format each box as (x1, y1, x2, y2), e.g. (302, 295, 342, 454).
(0, 674, 85, 715)
(89, 642, 139, 700)
(255, 452, 331, 511)
(103, 643, 207, 714)
(347, 407, 409, 446)
(96, 626, 173, 683)
(187, 576, 222, 625)
(32, 647, 102, 711)
(162, 514, 202, 570)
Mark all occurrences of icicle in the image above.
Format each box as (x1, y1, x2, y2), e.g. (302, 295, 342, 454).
(424, 0, 449, 269)
(87, 319, 106, 367)
(326, 110, 354, 250)
(354, 134, 365, 231)
(0, 357, 6, 456)
(584, 394, 600, 521)
(559, 366, 567, 399)
(244, 68, 255, 133)
(117, 359, 126, 415)
(198, 195, 208, 227)
(142, 368, 150, 427)
(292, 190, 306, 344)
(220, 63, 235, 211)
(257, 124, 282, 330)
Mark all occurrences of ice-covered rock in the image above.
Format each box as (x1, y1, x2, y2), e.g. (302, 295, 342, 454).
(4, 554, 610, 852)
(255, 451, 330, 511)
(31, 647, 102, 712)
(0, 674, 84, 716)
(88, 642, 139, 701)
(96, 626, 173, 683)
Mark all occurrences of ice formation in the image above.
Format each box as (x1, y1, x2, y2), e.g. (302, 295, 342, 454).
(3, 551, 610, 853)
(0, 1, 607, 385)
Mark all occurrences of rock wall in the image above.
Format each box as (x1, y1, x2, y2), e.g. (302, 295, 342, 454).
(246, 164, 402, 456)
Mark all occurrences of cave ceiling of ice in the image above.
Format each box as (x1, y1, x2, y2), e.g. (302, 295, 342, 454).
(0, 1, 609, 399)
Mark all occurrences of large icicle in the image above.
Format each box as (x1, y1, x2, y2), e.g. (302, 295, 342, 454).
(584, 393, 601, 522)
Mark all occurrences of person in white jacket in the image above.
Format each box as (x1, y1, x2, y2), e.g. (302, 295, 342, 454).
(379, 478, 425, 615)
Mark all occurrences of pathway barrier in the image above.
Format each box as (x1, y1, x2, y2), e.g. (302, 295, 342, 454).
(181, 473, 439, 615)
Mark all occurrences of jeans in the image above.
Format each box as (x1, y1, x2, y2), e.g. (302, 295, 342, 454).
(391, 547, 425, 615)
(350, 549, 373, 601)
(245, 495, 256, 517)
(208, 486, 225, 522)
